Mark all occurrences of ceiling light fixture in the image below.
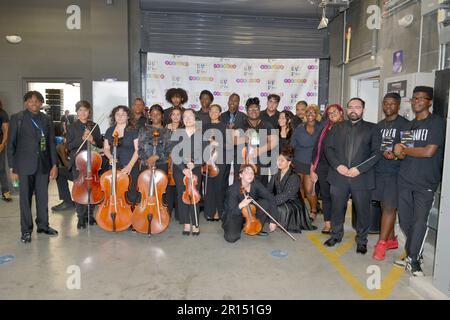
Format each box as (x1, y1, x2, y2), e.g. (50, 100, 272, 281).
(317, 3, 329, 30)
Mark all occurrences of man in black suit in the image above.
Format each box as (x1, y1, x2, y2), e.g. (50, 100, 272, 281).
(324, 97, 380, 254)
(7, 91, 59, 243)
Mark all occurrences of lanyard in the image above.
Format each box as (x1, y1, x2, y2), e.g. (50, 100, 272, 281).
(31, 118, 44, 137)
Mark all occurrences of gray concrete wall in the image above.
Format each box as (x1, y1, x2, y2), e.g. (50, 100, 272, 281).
(0, 0, 129, 115)
(328, 0, 439, 111)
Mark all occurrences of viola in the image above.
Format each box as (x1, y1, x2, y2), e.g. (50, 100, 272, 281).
(201, 136, 219, 178)
(72, 122, 104, 205)
(240, 186, 262, 236)
(132, 130, 170, 236)
(96, 131, 133, 232)
(241, 134, 258, 174)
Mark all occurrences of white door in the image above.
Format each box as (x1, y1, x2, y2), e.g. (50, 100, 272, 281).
(358, 79, 380, 123)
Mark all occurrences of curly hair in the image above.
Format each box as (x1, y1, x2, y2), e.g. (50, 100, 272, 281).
(245, 97, 260, 110)
(165, 88, 188, 105)
(303, 104, 322, 122)
(109, 105, 135, 130)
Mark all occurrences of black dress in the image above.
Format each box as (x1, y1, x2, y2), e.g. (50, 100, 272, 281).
(268, 168, 317, 232)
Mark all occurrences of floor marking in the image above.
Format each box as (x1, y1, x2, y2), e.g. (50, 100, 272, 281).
(306, 232, 405, 300)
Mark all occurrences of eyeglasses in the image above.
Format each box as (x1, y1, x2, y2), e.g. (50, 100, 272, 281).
(247, 107, 259, 112)
(411, 97, 432, 101)
(327, 109, 340, 116)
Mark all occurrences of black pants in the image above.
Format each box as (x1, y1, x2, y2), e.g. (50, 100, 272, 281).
(203, 164, 226, 219)
(19, 170, 50, 233)
(398, 185, 434, 261)
(174, 165, 202, 226)
(125, 164, 140, 205)
(317, 168, 332, 221)
(0, 148, 10, 193)
(56, 166, 73, 203)
(222, 199, 273, 243)
(72, 168, 96, 222)
(330, 184, 371, 246)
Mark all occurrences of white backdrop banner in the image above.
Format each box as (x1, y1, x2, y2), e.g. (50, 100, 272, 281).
(145, 53, 319, 112)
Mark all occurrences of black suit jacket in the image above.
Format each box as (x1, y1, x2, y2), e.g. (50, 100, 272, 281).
(7, 110, 57, 175)
(220, 110, 247, 129)
(66, 120, 103, 170)
(324, 119, 380, 190)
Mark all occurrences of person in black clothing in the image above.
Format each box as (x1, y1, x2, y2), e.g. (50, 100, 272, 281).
(324, 97, 380, 254)
(372, 93, 410, 261)
(277, 110, 295, 150)
(292, 100, 307, 128)
(310, 104, 345, 234)
(393, 86, 445, 276)
(171, 108, 206, 235)
(222, 164, 278, 243)
(221, 93, 247, 184)
(237, 97, 278, 187)
(202, 104, 231, 221)
(132, 98, 148, 130)
(196, 90, 213, 125)
(60, 110, 75, 136)
(66, 101, 103, 229)
(268, 146, 316, 232)
(103, 106, 140, 205)
(261, 94, 281, 128)
(7, 91, 59, 243)
(164, 88, 187, 124)
(0, 99, 12, 202)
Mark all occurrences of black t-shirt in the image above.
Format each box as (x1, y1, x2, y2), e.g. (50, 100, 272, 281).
(203, 121, 229, 165)
(60, 114, 74, 125)
(375, 115, 410, 175)
(398, 113, 445, 191)
(260, 110, 280, 128)
(0, 109, 9, 139)
(242, 119, 275, 168)
(104, 126, 139, 168)
(196, 110, 211, 126)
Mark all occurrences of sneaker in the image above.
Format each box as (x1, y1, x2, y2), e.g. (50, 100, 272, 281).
(373, 240, 387, 261)
(2, 191, 12, 202)
(393, 251, 408, 268)
(386, 236, 398, 250)
(407, 259, 425, 277)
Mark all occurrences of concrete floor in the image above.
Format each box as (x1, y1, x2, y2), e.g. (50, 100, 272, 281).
(0, 181, 425, 300)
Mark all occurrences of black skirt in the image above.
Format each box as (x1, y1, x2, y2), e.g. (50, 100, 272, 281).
(277, 199, 317, 233)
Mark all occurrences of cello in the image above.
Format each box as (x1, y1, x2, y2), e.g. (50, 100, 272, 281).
(72, 121, 104, 206)
(96, 131, 133, 232)
(240, 186, 262, 236)
(182, 165, 201, 227)
(132, 130, 170, 236)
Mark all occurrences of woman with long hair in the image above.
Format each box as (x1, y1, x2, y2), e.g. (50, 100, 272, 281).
(278, 110, 295, 150)
(310, 104, 345, 233)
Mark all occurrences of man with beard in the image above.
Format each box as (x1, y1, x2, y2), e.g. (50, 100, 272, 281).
(393, 86, 445, 277)
(372, 92, 410, 261)
(324, 98, 380, 254)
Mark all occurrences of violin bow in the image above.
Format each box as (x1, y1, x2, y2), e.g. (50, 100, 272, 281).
(75, 112, 108, 156)
(248, 196, 296, 241)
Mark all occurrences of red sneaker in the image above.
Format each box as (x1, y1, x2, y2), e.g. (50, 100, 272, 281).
(386, 236, 398, 250)
(373, 240, 387, 261)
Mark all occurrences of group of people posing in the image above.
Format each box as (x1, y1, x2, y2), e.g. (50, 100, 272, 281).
(2, 85, 445, 278)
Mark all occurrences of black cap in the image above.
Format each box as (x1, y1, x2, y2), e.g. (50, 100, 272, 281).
(413, 86, 433, 100)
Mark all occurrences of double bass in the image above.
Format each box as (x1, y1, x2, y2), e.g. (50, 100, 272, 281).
(96, 131, 133, 232)
(132, 130, 170, 236)
(240, 186, 262, 236)
(72, 121, 104, 206)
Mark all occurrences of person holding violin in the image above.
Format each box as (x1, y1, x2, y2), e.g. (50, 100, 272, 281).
(165, 106, 184, 220)
(171, 108, 206, 235)
(202, 104, 231, 221)
(66, 101, 103, 229)
(103, 105, 140, 206)
(222, 164, 278, 243)
(268, 145, 316, 233)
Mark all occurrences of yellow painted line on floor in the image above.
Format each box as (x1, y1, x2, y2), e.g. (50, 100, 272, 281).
(306, 232, 405, 300)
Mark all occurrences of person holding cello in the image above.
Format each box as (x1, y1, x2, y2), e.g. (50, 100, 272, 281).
(202, 104, 230, 221)
(171, 108, 205, 236)
(66, 101, 103, 229)
(222, 164, 278, 243)
(103, 106, 140, 206)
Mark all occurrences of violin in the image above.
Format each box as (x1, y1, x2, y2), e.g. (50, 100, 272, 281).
(132, 130, 170, 236)
(240, 186, 262, 236)
(72, 121, 104, 205)
(241, 131, 258, 174)
(201, 136, 219, 178)
(96, 131, 133, 232)
(182, 166, 201, 227)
